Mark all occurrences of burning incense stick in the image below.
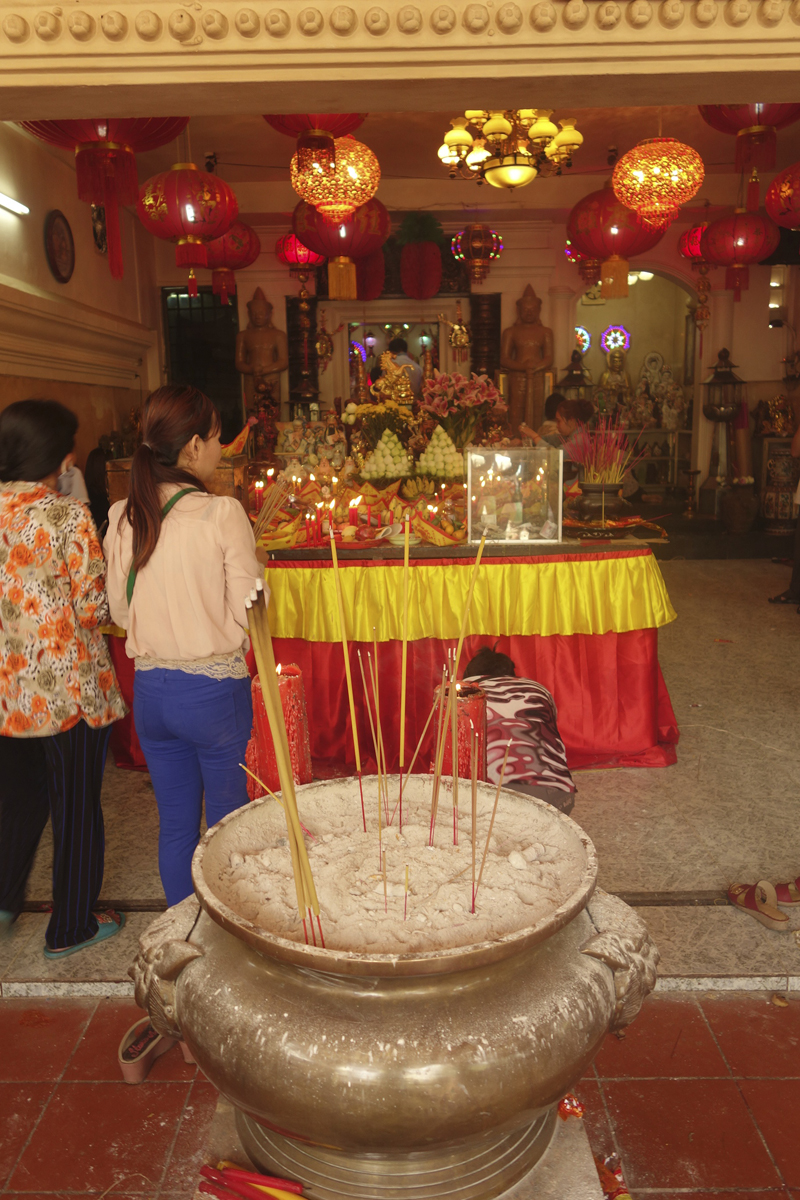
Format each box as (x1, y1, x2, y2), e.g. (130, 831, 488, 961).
(404, 864, 409, 921)
(382, 850, 387, 913)
(369, 638, 389, 824)
(238, 763, 314, 839)
(252, 478, 291, 541)
(473, 741, 511, 907)
(470, 728, 478, 913)
(398, 511, 411, 830)
(451, 659, 459, 845)
(429, 663, 449, 846)
(329, 527, 366, 832)
(388, 697, 438, 827)
(357, 650, 383, 856)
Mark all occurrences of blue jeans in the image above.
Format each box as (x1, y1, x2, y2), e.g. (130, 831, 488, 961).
(134, 669, 252, 906)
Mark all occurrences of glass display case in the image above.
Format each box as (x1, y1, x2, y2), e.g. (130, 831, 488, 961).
(466, 445, 563, 543)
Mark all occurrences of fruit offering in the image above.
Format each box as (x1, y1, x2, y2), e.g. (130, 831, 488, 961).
(417, 426, 463, 480)
(361, 429, 413, 482)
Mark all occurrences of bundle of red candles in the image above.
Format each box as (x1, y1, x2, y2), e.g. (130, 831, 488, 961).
(198, 1161, 304, 1199)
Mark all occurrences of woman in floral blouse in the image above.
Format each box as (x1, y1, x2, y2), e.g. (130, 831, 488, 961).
(0, 399, 127, 957)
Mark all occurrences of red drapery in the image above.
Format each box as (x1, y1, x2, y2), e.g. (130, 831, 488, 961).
(272, 629, 678, 775)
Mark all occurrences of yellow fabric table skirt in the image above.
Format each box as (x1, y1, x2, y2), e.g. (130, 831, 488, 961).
(264, 548, 676, 644)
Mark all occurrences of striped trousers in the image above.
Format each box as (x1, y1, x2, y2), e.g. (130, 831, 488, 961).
(0, 721, 112, 950)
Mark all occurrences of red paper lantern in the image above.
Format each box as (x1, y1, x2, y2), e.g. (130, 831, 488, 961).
(19, 118, 189, 280)
(292, 198, 391, 299)
(275, 232, 326, 277)
(678, 224, 706, 262)
(701, 208, 780, 300)
(698, 104, 800, 173)
(766, 161, 800, 230)
(205, 220, 261, 305)
(264, 112, 367, 176)
(400, 242, 442, 300)
(357, 249, 386, 301)
(567, 185, 664, 298)
(137, 164, 239, 296)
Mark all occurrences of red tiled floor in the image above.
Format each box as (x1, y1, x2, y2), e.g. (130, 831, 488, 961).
(603, 1077, 782, 1191)
(161, 1079, 219, 1191)
(571, 1074, 616, 1156)
(8, 1080, 191, 1192)
(701, 995, 800, 1078)
(0, 999, 95, 1082)
(64, 998, 196, 1083)
(630, 1193, 792, 1199)
(594, 996, 728, 1080)
(0, 1083, 53, 1187)
(740, 1079, 800, 1188)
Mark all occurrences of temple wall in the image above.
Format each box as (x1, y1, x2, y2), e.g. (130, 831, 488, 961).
(0, 123, 160, 465)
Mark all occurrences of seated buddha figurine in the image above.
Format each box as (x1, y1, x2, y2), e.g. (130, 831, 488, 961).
(594, 348, 632, 417)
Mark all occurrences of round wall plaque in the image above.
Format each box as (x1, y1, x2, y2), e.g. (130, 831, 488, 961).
(44, 209, 75, 284)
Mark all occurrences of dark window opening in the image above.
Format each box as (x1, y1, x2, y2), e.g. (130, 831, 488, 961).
(162, 287, 243, 443)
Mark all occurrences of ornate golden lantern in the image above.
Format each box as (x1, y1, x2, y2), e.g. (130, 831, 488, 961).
(612, 137, 704, 229)
(290, 136, 380, 225)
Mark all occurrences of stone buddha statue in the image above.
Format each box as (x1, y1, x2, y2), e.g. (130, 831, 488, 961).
(235, 287, 289, 410)
(595, 348, 632, 417)
(500, 285, 554, 434)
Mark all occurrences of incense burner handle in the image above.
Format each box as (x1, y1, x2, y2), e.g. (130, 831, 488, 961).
(581, 887, 659, 1031)
(129, 896, 204, 1040)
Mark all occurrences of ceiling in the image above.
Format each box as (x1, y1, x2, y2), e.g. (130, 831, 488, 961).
(136, 105, 800, 190)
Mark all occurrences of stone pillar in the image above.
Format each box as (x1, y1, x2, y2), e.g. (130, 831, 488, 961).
(694, 288, 734, 485)
(549, 285, 577, 390)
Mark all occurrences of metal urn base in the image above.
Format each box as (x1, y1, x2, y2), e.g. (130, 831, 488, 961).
(237, 1108, 558, 1200)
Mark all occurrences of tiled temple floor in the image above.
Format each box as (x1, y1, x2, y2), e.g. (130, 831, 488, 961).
(1, 992, 799, 1198)
(4, 558, 799, 994)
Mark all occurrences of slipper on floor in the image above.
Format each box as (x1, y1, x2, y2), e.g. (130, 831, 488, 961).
(118, 1017, 177, 1085)
(775, 876, 800, 906)
(727, 881, 789, 931)
(768, 590, 799, 605)
(43, 910, 126, 959)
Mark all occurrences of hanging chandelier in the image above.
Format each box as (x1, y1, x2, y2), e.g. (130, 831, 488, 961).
(290, 135, 380, 225)
(437, 110, 583, 190)
(451, 225, 503, 282)
(613, 138, 704, 229)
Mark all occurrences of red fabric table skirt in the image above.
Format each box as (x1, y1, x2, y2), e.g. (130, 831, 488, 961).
(273, 629, 678, 775)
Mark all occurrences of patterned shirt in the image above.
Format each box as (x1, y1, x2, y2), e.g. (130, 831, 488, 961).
(464, 674, 575, 796)
(0, 481, 127, 738)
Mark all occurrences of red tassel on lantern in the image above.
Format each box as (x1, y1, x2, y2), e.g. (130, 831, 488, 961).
(187, 269, 199, 299)
(19, 118, 189, 280)
(698, 104, 800, 173)
(746, 170, 760, 213)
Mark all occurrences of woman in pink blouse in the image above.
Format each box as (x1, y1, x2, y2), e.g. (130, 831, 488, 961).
(104, 385, 262, 909)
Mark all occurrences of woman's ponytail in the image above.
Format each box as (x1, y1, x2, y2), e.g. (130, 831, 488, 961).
(126, 384, 220, 572)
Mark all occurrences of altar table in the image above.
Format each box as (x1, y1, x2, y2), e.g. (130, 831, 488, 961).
(264, 546, 679, 774)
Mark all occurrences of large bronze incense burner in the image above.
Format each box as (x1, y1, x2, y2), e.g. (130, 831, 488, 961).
(132, 777, 658, 1200)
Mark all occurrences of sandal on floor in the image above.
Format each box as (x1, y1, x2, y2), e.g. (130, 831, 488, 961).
(768, 590, 799, 604)
(775, 876, 800, 906)
(43, 910, 126, 959)
(118, 1017, 177, 1085)
(727, 881, 790, 931)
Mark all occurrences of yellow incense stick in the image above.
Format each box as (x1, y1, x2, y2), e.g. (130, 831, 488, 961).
(399, 510, 410, 771)
(369, 638, 389, 822)
(246, 599, 308, 920)
(474, 740, 512, 903)
(328, 528, 362, 776)
(429, 663, 449, 842)
(249, 588, 319, 915)
(470, 728, 478, 912)
(357, 650, 383, 849)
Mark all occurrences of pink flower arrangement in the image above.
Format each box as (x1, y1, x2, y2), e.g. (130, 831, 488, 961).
(420, 371, 505, 448)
